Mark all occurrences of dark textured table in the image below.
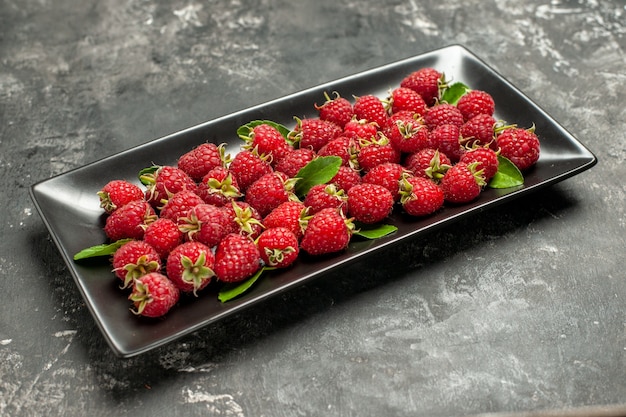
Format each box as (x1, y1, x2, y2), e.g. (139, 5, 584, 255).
(1, 1, 625, 416)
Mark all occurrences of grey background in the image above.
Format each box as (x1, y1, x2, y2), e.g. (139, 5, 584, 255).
(1, 0, 624, 416)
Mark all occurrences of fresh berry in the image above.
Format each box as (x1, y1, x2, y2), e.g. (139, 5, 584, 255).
(112, 240, 162, 289)
(143, 217, 183, 259)
(399, 175, 444, 216)
(141, 165, 197, 206)
(222, 201, 264, 238)
(263, 201, 308, 240)
(347, 183, 394, 224)
(353, 94, 387, 128)
(342, 118, 379, 141)
(159, 190, 204, 222)
(329, 165, 362, 192)
(214, 233, 262, 283)
(177, 143, 228, 182)
(386, 87, 427, 116)
(496, 126, 540, 171)
(128, 272, 179, 318)
(300, 208, 354, 255)
(239, 123, 292, 165)
(460, 114, 498, 147)
(178, 203, 230, 248)
(104, 200, 157, 241)
(256, 227, 300, 268)
(274, 148, 317, 178)
(98, 180, 144, 213)
(357, 134, 401, 172)
(459, 147, 499, 182)
(400, 67, 444, 106)
(404, 148, 451, 181)
(362, 162, 408, 201)
(424, 103, 464, 131)
(440, 161, 486, 204)
(383, 112, 429, 154)
(456, 90, 495, 121)
(228, 149, 273, 192)
(196, 166, 242, 207)
(290, 117, 342, 152)
(166, 241, 215, 295)
(315, 91, 354, 128)
(303, 183, 348, 215)
(428, 123, 464, 162)
(245, 171, 297, 218)
(317, 136, 359, 168)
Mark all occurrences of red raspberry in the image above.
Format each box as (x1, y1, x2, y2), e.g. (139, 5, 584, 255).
(440, 162, 486, 204)
(196, 166, 242, 207)
(112, 240, 162, 289)
(290, 118, 342, 152)
(383, 112, 429, 154)
(459, 147, 499, 182)
(357, 134, 401, 172)
(343, 118, 379, 141)
(129, 272, 179, 318)
(245, 171, 296, 218)
(329, 165, 362, 192)
(399, 176, 444, 216)
(214, 234, 262, 283)
(386, 87, 427, 116)
(166, 241, 215, 295)
(300, 208, 354, 255)
(141, 165, 197, 206)
(263, 201, 308, 241)
(400, 67, 444, 106)
(159, 190, 204, 222)
(228, 149, 273, 192)
(256, 227, 300, 268)
(240, 123, 292, 165)
(496, 127, 540, 171)
(177, 143, 228, 182)
(428, 124, 464, 162)
(362, 162, 408, 201)
(318, 136, 359, 168)
(347, 183, 394, 224)
(104, 200, 156, 242)
(424, 103, 464, 131)
(460, 114, 498, 147)
(303, 183, 348, 215)
(274, 148, 316, 178)
(143, 217, 183, 259)
(353, 94, 388, 128)
(178, 203, 230, 248)
(221, 201, 264, 238)
(456, 90, 495, 121)
(98, 180, 144, 213)
(404, 148, 452, 181)
(315, 92, 354, 129)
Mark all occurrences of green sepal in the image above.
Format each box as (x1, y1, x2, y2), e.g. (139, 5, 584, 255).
(73, 238, 133, 261)
(488, 155, 525, 189)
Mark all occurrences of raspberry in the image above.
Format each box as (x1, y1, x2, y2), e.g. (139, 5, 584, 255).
(317, 136, 359, 168)
(315, 91, 354, 129)
(196, 166, 242, 207)
(386, 87, 427, 116)
(329, 165, 362, 192)
(177, 143, 228, 182)
(428, 124, 464, 162)
(357, 134, 401, 172)
(256, 227, 300, 268)
(214, 234, 262, 283)
(362, 162, 408, 201)
(400, 67, 444, 106)
(383, 112, 429, 154)
(290, 117, 342, 152)
(245, 171, 296, 218)
(274, 148, 317, 178)
(456, 90, 495, 121)
(459, 147, 499, 182)
(166, 241, 215, 295)
(404, 148, 452, 182)
(228, 149, 273, 192)
(159, 190, 204, 222)
(178, 203, 230, 248)
(221, 201, 264, 238)
(141, 165, 197, 206)
(460, 114, 498, 147)
(129, 272, 179, 318)
(399, 176, 444, 216)
(98, 180, 144, 214)
(112, 240, 162, 289)
(440, 162, 486, 204)
(303, 183, 348, 215)
(424, 103, 464, 131)
(347, 183, 394, 224)
(300, 208, 353, 255)
(496, 126, 540, 171)
(342, 118, 379, 141)
(353, 94, 388, 128)
(263, 201, 308, 241)
(239, 123, 292, 165)
(104, 200, 156, 242)
(143, 217, 183, 259)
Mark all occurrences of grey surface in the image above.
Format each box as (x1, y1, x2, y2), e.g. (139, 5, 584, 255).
(1, 0, 624, 416)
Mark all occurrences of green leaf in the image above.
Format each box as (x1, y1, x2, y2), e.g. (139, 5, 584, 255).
(73, 238, 133, 261)
(441, 82, 470, 105)
(294, 156, 342, 198)
(218, 267, 273, 302)
(138, 165, 159, 185)
(488, 155, 525, 189)
(354, 224, 398, 239)
(237, 120, 291, 140)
